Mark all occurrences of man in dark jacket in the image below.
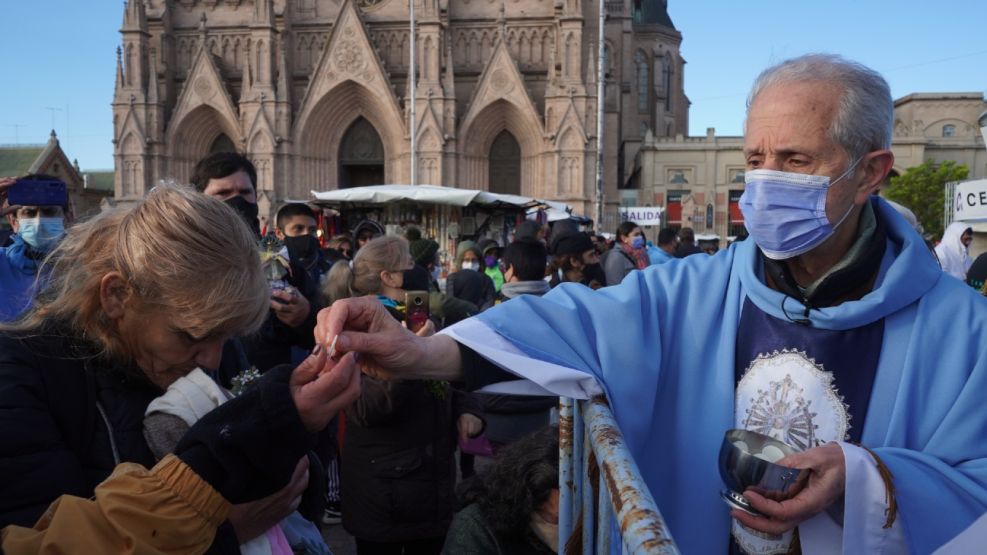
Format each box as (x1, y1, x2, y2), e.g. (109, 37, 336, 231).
(548, 232, 602, 289)
(191, 153, 320, 374)
(674, 227, 703, 258)
(481, 239, 558, 450)
(274, 202, 332, 287)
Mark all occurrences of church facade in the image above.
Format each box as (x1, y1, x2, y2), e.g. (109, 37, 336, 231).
(112, 0, 689, 225)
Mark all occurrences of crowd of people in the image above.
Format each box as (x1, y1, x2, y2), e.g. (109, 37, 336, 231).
(2, 52, 987, 555)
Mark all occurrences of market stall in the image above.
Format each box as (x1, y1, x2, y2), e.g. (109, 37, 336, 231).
(308, 184, 576, 270)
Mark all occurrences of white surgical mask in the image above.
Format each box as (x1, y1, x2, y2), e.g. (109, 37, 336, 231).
(462, 261, 480, 272)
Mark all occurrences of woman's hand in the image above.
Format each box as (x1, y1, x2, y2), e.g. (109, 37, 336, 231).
(457, 413, 483, 442)
(405, 318, 436, 338)
(289, 344, 361, 433)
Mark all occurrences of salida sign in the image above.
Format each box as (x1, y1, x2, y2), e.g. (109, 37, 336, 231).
(618, 206, 663, 226)
(953, 179, 987, 222)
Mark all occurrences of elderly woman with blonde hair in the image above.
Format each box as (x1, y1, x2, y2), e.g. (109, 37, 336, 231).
(0, 185, 346, 552)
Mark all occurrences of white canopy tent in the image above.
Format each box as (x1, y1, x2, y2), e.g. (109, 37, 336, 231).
(307, 185, 584, 268)
(312, 184, 549, 210)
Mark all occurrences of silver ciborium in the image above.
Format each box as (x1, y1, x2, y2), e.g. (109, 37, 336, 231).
(718, 429, 809, 516)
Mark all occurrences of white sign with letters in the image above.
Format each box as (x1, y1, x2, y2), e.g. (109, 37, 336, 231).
(953, 179, 987, 223)
(618, 206, 664, 227)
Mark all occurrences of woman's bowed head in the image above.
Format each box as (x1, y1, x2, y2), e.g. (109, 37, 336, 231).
(4, 184, 361, 422)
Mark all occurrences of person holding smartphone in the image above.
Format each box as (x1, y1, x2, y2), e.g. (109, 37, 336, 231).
(0, 174, 70, 322)
(322, 235, 484, 555)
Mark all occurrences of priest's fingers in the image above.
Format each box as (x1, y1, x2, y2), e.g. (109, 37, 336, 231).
(737, 445, 846, 533)
(314, 296, 385, 348)
(735, 490, 808, 535)
(730, 505, 797, 536)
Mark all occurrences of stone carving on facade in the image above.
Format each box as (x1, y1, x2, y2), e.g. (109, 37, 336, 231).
(113, 0, 687, 218)
(334, 39, 367, 74)
(292, 0, 406, 187)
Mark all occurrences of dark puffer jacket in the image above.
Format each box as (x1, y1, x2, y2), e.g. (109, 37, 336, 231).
(0, 325, 260, 553)
(342, 376, 481, 542)
(341, 305, 483, 543)
(0, 327, 159, 526)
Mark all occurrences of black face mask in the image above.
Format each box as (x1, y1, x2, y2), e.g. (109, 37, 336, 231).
(402, 264, 433, 292)
(284, 234, 320, 266)
(223, 196, 260, 237)
(582, 262, 605, 283)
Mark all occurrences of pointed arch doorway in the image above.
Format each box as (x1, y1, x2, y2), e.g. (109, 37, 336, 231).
(339, 117, 385, 188)
(488, 130, 521, 195)
(210, 133, 236, 154)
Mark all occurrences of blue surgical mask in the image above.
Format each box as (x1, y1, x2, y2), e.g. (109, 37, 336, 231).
(740, 160, 860, 260)
(18, 217, 65, 251)
(631, 236, 645, 250)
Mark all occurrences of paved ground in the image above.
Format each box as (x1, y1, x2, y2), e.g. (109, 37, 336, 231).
(323, 523, 356, 555)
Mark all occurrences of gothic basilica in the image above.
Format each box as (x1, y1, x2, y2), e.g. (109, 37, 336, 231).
(112, 0, 688, 220)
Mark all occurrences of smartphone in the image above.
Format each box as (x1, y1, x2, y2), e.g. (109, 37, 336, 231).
(8, 179, 68, 207)
(405, 290, 430, 333)
(270, 281, 294, 304)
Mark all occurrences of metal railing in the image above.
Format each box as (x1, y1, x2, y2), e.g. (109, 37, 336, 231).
(559, 396, 679, 554)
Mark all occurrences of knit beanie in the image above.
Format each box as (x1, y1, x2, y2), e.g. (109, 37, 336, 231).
(410, 239, 439, 265)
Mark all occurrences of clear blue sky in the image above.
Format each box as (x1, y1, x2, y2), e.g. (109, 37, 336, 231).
(1, 0, 985, 171)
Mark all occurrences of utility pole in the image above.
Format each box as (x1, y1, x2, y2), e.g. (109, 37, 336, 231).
(594, 0, 606, 229)
(5, 124, 26, 144)
(409, 0, 417, 186)
(44, 107, 63, 133)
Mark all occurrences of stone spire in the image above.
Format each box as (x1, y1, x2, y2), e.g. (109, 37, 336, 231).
(240, 48, 253, 102)
(119, 0, 149, 95)
(147, 49, 159, 104)
(114, 46, 124, 92)
(587, 46, 597, 87)
(442, 40, 455, 96)
(547, 42, 558, 88)
(254, 0, 274, 26)
(276, 41, 290, 102)
(498, 1, 507, 41)
(122, 0, 147, 31)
